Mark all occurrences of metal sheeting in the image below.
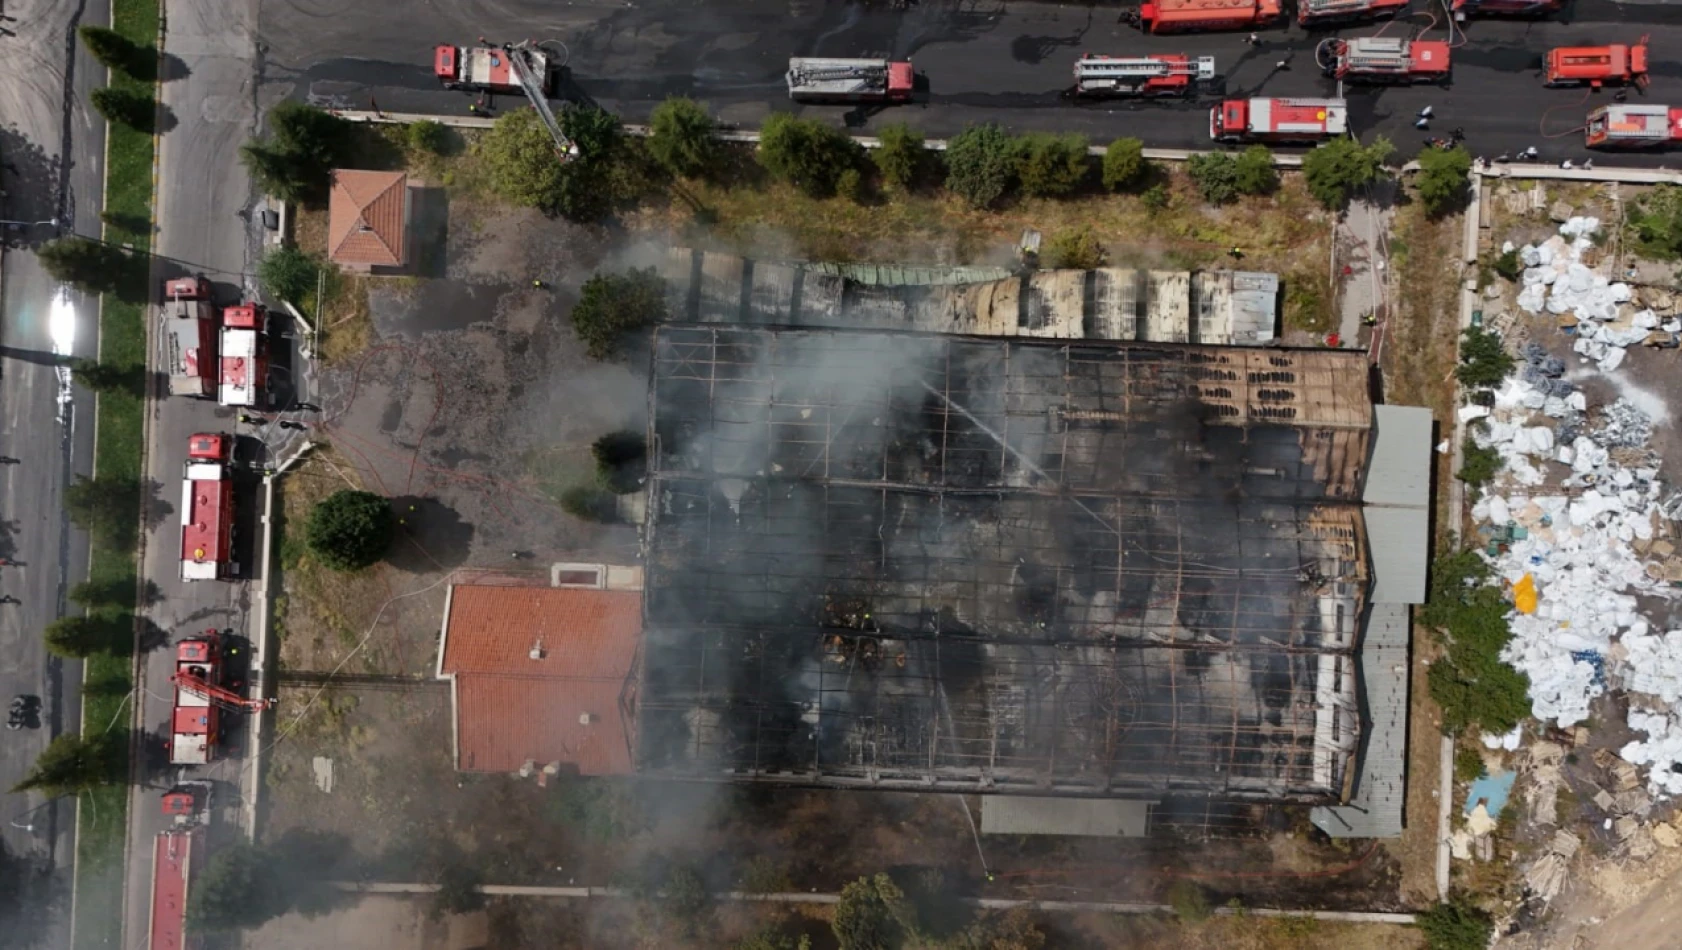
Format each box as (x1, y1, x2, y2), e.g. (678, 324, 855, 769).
(982, 797, 1154, 837)
(1311, 603, 1410, 839)
(1364, 405, 1433, 605)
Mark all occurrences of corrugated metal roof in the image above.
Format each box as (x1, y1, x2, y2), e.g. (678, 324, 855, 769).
(1363, 405, 1432, 605)
(981, 797, 1153, 837)
(1367, 506, 1429, 606)
(1312, 602, 1409, 838)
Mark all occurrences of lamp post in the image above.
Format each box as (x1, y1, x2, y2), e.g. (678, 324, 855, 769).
(0, 217, 58, 229)
(6, 797, 58, 833)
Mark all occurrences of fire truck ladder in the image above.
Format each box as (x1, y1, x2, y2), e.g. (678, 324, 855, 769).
(507, 41, 576, 159)
(797, 63, 883, 83)
(1078, 56, 1214, 80)
(172, 671, 276, 713)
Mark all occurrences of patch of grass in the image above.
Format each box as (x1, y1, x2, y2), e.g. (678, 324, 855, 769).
(1284, 270, 1335, 335)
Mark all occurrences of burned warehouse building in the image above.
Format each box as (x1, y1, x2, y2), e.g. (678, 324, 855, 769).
(633, 324, 1402, 805)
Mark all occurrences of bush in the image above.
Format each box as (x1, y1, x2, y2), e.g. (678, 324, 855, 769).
(1491, 248, 1522, 282)
(1453, 745, 1485, 783)
(1416, 145, 1474, 216)
(872, 123, 925, 190)
(430, 863, 486, 920)
(1102, 137, 1146, 192)
(1456, 436, 1501, 488)
(592, 430, 648, 494)
(36, 237, 139, 297)
(1301, 136, 1393, 210)
(70, 578, 136, 612)
(1141, 183, 1169, 214)
(1013, 132, 1089, 199)
(12, 731, 126, 796)
(832, 874, 908, 950)
(1166, 881, 1210, 923)
(405, 119, 452, 156)
(648, 97, 717, 179)
(1233, 145, 1277, 195)
(560, 485, 619, 522)
(1627, 185, 1682, 260)
(188, 832, 352, 931)
(480, 108, 570, 210)
(757, 113, 861, 197)
(257, 246, 326, 306)
(1419, 549, 1531, 736)
(240, 102, 354, 203)
(478, 106, 633, 221)
(1457, 326, 1515, 387)
(305, 490, 394, 572)
(570, 268, 667, 360)
(44, 615, 130, 658)
(1185, 152, 1241, 205)
(66, 474, 140, 550)
(944, 123, 1016, 210)
(1416, 897, 1494, 950)
(90, 86, 154, 132)
(1042, 227, 1104, 270)
(836, 167, 865, 203)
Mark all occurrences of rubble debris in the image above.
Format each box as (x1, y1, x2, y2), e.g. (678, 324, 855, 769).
(1594, 787, 1618, 813)
(1466, 803, 1499, 836)
(1655, 822, 1680, 848)
(1594, 399, 1656, 449)
(1515, 217, 1653, 372)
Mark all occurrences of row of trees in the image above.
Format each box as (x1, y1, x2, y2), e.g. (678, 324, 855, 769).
(80, 26, 159, 135)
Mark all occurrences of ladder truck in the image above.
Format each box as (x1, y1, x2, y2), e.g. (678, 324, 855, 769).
(181, 433, 238, 582)
(785, 58, 915, 104)
(1297, 0, 1409, 27)
(161, 277, 216, 399)
(1545, 38, 1649, 89)
(1122, 0, 1282, 34)
(1072, 54, 1215, 98)
(1450, 0, 1563, 19)
(433, 40, 577, 158)
(1210, 97, 1347, 143)
(168, 629, 273, 767)
(1320, 37, 1451, 84)
(217, 303, 269, 409)
(1585, 104, 1682, 151)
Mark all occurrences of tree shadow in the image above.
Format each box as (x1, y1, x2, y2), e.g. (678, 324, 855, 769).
(0, 124, 64, 234)
(135, 615, 168, 654)
(142, 477, 173, 530)
(158, 51, 189, 83)
(409, 186, 450, 279)
(386, 496, 476, 573)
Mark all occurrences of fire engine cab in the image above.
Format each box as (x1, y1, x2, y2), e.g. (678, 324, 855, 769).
(1585, 104, 1682, 151)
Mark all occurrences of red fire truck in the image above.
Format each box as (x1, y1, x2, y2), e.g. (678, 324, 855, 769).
(785, 58, 915, 104)
(1210, 97, 1347, 143)
(434, 42, 557, 96)
(1585, 104, 1682, 151)
(1545, 38, 1649, 88)
(1297, 0, 1409, 27)
(1451, 0, 1563, 18)
(149, 783, 212, 950)
(161, 278, 216, 399)
(168, 630, 273, 767)
(180, 433, 236, 582)
(1322, 37, 1451, 84)
(218, 304, 269, 409)
(1072, 54, 1215, 98)
(1125, 0, 1282, 33)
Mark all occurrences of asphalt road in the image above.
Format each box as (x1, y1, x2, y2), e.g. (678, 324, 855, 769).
(120, 0, 267, 946)
(257, 0, 1682, 166)
(0, 0, 105, 892)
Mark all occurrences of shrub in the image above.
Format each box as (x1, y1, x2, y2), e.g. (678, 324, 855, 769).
(1301, 136, 1393, 210)
(1102, 137, 1146, 191)
(305, 490, 394, 572)
(1416, 897, 1494, 950)
(1233, 145, 1277, 195)
(1457, 326, 1515, 387)
(944, 123, 1016, 210)
(592, 430, 648, 494)
(1042, 227, 1104, 270)
(1141, 183, 1169, 214)
(648, 97, 717, 178)
(90, 86, 154, 132)
(44, 615, 130, 658)
(757, 112, 861, 197)
(1185, 152, 1240, 205)
(832, 874, 908, 950)
(257, 246, 325, 305)
(1013, 132, 1089, 199)
(560, 485, 619, 522)
(1166, 881, 1210, 923)
(405, 119, 452, 156)
(1492, 248, 1523, 282)
(1417, 145, 1474, 216)
(570, 268, 667, 360)
(1453, 745, 1485, 783)
(1626, 185, 1682, 260)
(836, 167, 865, 203)
(239, 102, 354, 203)
(872, 123, 925, 190)
(1456, 436, 1501, 488)
(430, 863, 486, 920)
(1419, 549, 1531, 736)
(480, 108, 570, 210)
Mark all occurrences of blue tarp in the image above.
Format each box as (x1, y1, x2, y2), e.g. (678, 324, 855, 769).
(1464, 770, 1518, 818)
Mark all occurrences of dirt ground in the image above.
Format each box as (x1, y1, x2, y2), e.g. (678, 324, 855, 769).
(242, 895, 487, 950)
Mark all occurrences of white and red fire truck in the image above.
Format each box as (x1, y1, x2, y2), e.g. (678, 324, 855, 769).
(1585, 104, 1682, 151)
(217, 303, 269, 409)
(161, 277, 216, 399)
(1072, 53, 1215, 98)
(180, 433, 237, 582)
(1321, 37, 1451, 84)
(1210, 97, 1348, 143)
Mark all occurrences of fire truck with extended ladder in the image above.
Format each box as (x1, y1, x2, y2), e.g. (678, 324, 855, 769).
(161, 277, 216, 399)
(785, 58, 915, 104)
(1122, 0, 1282, 34)
(1450, 0, 1563, 19)
(149, 783, 212, 950)
(1072, 54, 1215, 98)
(168, 629, 272, 766)
(180, 433, 237, 582)
(433, 40, 577, 158)
(1296, 0, 1409, 28)
(1319, 37, 1451, 84)
(1545, 38, 1649, 89)
(217, 303, 269, 409)
(1585, 104, 1682, 151)
(1210, 97, 1347, 143)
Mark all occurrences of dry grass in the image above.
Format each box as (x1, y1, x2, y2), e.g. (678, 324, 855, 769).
(276, 449, 392, 670)
(1064, 912, 1424, 950)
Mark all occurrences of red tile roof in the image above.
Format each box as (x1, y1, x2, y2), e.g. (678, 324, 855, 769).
(440, 586, 642, 775)
(328, 169, 407, 266)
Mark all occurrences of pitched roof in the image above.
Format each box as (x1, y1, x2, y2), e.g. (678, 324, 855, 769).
(328, 169, 408, 266)
(440, 586, 643, 775)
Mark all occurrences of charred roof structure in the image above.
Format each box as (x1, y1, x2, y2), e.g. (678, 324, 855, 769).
(640, 325, 1373, 802)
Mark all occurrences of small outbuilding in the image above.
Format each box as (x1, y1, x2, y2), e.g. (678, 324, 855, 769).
(328, 169, 409, 271)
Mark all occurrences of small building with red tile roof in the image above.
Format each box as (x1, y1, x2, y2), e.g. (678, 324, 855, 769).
(328, 169, 409, 271)
(435, 582, 642, 776)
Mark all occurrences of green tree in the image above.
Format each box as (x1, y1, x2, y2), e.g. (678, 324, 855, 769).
(1233, 145, 1277, 195)
(944, 123, 1016, 210)
(1453, 745, 1485, 783)
(757, 112, 861, 197)
(832, 874, 908, 950)
(562, 105, 624, 162)
(736, 927, 813, 950)
(1419, 549, 1531, 736)
(1491, 248, 1523, 281)
(36, 237, 138, 296)
(305, 490, 394, 572)
(1627, 185, 1682, 260)
(405, 119, 452, 156)
(257, 246, 326, 305)
(872, 123, 925, 190)
(593, 430, 648, 494)
(188, 842, 286, 930)
(1301, 136, 1393, 210)
(1185, 152, 1240, 205)
(43, 615, 129, 658)
(1416, 145, 1473, 216)
(99, 209, 150, 235)
(69, 357, 144, 397)
(240, 103, 354, 203)
(479, 108, 631, 220)
(430, 863, 486, 920)
(90, 87, 154, 133)
(70, 578, 135, 612)
(1416, 897, 1494, 950)
(12, 731, 126, 796)
(570, 268, 667, 360)
(1457, 326, 1515, 387)
(559, 485, 619, 522)
(1101, 137, 1146, 192)
(1042, 227, 1104, 270)
(648, 97, 717, 178)
(65, 474, 140, 550)
(1013, 132, 1089, 199)
(79, 25, 148, 78)
(1456, 436, 1501, 489)
(664, 864, 711, 928)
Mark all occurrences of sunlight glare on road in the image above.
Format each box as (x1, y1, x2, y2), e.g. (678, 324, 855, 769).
(48, 286, 75, 356)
